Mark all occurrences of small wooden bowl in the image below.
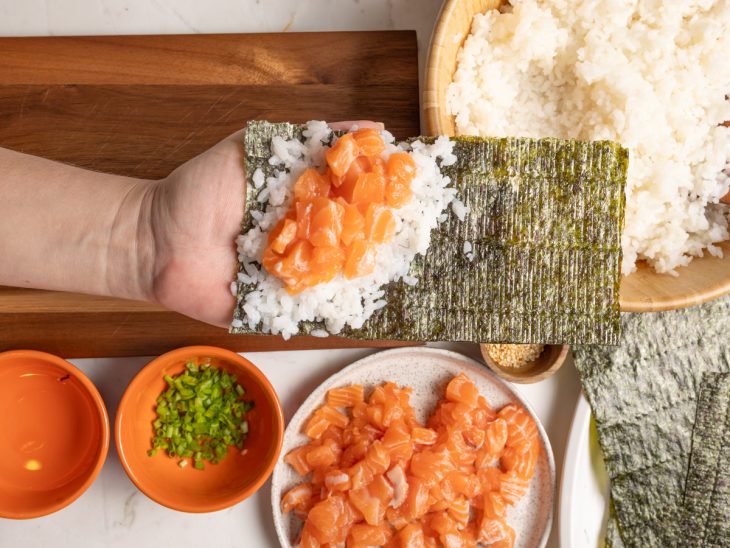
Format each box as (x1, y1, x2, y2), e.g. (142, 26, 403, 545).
(424, 0, 730, 313)
(479, 344, 570, 384)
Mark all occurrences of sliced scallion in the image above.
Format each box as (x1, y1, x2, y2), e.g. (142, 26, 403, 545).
(148, 360, 254, 470)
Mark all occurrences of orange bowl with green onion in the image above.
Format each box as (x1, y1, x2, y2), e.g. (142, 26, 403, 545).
(115, 346, 284, 513)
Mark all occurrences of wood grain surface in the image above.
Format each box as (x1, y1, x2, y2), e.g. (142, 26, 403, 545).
(0, 32, 421, 357)
(423, 0, 730, 313)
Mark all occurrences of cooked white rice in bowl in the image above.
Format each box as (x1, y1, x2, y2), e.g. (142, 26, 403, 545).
(447, 0, 730, 275)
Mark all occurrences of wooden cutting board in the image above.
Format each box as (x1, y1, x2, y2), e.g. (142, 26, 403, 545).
(0, 32, 421, 358)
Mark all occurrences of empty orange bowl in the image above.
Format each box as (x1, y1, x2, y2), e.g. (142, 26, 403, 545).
(115, 346, 284, 513)
(0, 350, 110, 519)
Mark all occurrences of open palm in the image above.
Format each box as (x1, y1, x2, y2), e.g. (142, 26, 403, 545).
(147, 130, 246, 327)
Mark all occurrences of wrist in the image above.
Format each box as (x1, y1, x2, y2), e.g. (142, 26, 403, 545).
(105, 178, 158, 303)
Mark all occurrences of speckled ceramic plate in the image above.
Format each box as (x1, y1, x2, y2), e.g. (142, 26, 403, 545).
(271, 347, 555, 547)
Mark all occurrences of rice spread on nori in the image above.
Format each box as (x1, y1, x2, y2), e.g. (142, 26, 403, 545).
(681, 372, 730, 547)
(232, 121, 627, 344)
(573, 296, 730, 547)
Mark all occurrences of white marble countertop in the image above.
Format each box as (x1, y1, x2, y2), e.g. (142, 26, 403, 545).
(0, 1, 580, 546)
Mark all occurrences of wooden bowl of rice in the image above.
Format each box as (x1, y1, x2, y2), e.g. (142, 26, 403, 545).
(423, 0, 730, 313)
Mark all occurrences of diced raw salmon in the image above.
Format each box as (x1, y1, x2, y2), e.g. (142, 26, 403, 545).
(308, 198, 344, 248)
(499, 471, 529, 505)
(280, 376, 538, 548)
(351, 172, 386, 205)
(268, 218, 298, 254)
(410, 448, 454, 484)
(365, 440, 391, 475)
(311, 245, 346, 283)
(385, 177, 413, 208)
(482, 490, 506, 520)
(281, 482, 315, 515)
(352, 128, 386, 157)
(498, 404, 538, 450)
(299, 521, 322, 548)
(462, 427, 486, 450)
(366, 404, 385, 430)
(369, 474, 395, 507)
(386, 462, 409, 508)
(386, 152, 416, 184)
(305, 443, 338, 470)
(478, 418, 508, 466)
(344, 240, 376, 279)
(347, 522, 391, 548)
(447, 496, 471, 528)
(348, 486, 383, 526)
(478, 517, 515, 548)
(397, 522, 426, 548)
(364, 203, 396, 243)
(338, 155, 372, 192)
(445, 373, 479, 408)
(307, 495, 348, 544)
(428, 511, 459, 539)
(326, 133, 359, 177)
(403, 476, 430, 521)
(324, 469, 351, 492)
(341, 438, 369, 469)
(382, 420, 413, 462)
(470, 397, 498, 429)
(501, 438, 539, 479)
(262, 247, 283, 277)
(411, 427, 438, 446)
(296, 201, 314, 240)
(349, 459, 375, 491)
(477, 467, 502, 494)
(294, 168, 330, 202)
(320, 425, 344, 446)
(327, 385, 365, 408)
(285, 445, 313, 476)
(338, 199, 366, 246)
(304, 405, 350, 439)
(447, 470, 480, 499)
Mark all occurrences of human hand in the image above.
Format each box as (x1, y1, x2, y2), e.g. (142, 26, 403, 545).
(144, 121, 383, 328)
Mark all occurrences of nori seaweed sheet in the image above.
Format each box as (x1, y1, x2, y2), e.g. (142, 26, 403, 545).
(681, 372, 730, 547)
(232, 121, 627, 344)
(574, 296, 730, 547)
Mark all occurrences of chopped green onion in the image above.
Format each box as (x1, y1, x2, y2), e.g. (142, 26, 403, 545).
(148, 359, 254, 471)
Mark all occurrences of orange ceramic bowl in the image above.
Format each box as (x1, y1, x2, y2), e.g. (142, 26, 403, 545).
(115, 346, 284, 513)
(0, 350, 110, 519)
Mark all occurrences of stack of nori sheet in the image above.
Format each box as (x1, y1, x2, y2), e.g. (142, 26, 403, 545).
(232, 121, 627, 344)
(574, 295, 730, 547)
(681, 372, 730, 547)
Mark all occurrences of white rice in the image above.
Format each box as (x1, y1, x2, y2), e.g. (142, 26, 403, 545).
(234, 121, 458, 339)
(447, 0, 730, 275)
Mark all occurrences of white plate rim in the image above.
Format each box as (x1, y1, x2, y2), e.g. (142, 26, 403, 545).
(270, 346, 556, 548)
(558, 391, 593, 547)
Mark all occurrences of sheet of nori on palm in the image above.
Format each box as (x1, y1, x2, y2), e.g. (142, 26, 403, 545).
(573, 295, 730, 547)
(681, 372, 730, 547)
(231, 121, 627, 344)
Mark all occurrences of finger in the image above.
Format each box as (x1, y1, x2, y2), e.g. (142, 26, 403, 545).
(329, 120, 385, 131)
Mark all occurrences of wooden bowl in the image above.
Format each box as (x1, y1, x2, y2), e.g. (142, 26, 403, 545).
(424, 0, 730, 312)
(480, 344, 570, 384)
